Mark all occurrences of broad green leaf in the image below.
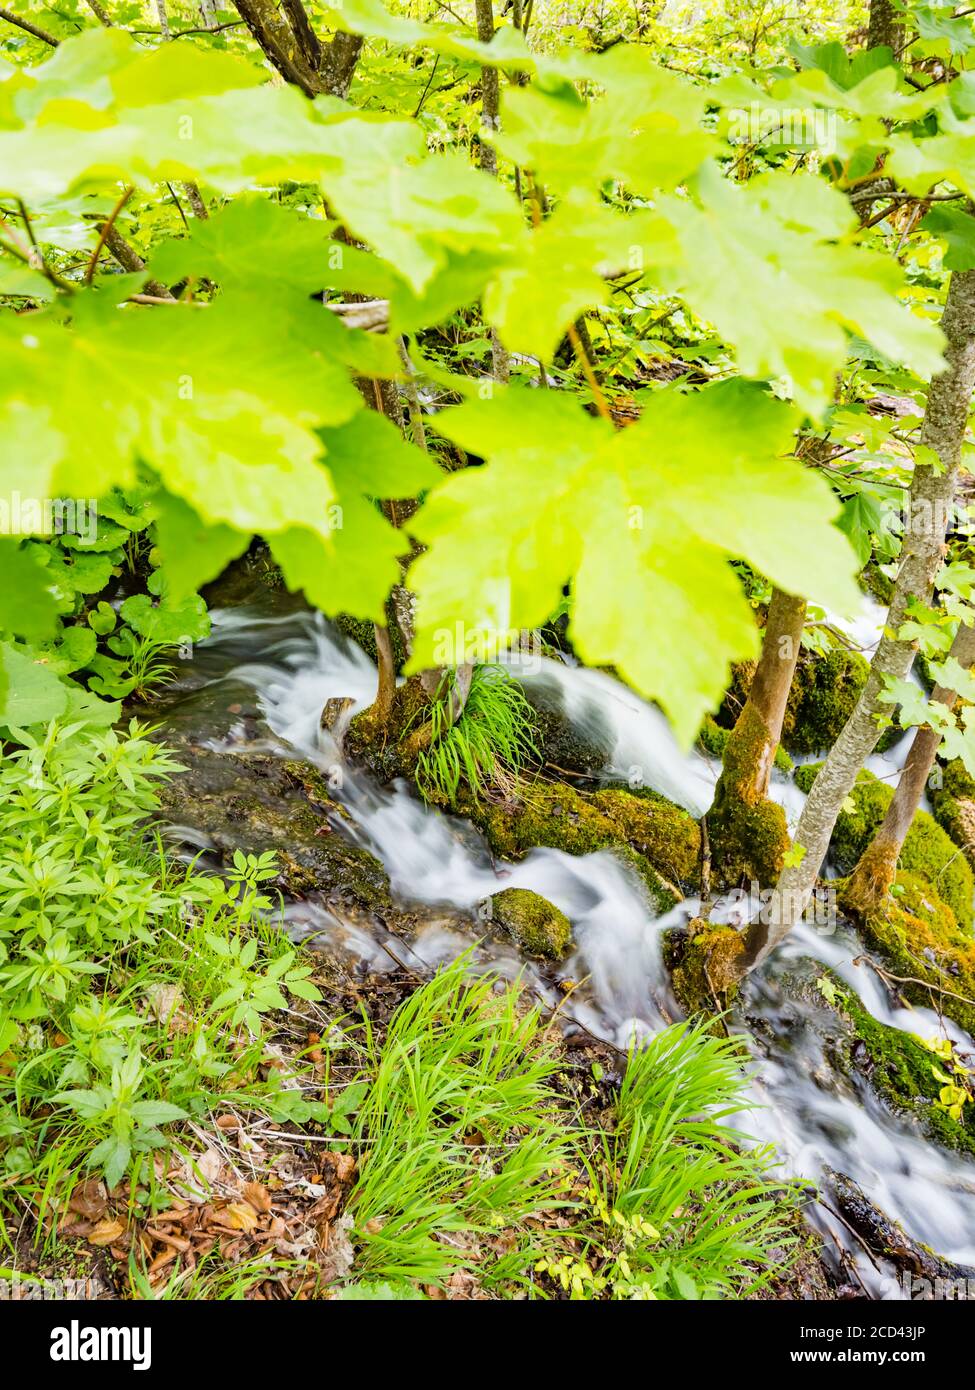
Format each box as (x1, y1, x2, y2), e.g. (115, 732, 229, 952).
(496, 56, 716, 197)
(921, 204, 975, 271)
(0, 640, 68, 725)
(484, 203, 680, 363)
(410, 380, 859, 742)
(658, 166, 945, 414)
(152, 493, 250, 605)
(318, 410, 442, 498)
(0, 541, 58, 639)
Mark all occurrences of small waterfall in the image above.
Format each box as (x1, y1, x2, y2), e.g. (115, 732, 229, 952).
(191, 602, 975, 1295)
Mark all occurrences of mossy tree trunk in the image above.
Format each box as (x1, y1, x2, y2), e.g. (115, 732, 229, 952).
(707, 588, 806, 886)
(845, 621, 975, 916)
(740, 268, 975, 975)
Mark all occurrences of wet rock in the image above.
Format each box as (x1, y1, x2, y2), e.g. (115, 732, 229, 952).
(825, 1169, 975, 1290)
(156, 744, 391, 913)
(321, 696, 355, 733)
(747, 955, 975, 1159)
(461, 779, 699, 897)
(488, 888, 573, 960)
(201, 545, 302, 614)
(521, 674, 614, 778)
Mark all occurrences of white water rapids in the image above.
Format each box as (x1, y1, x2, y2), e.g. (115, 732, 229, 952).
(198, 600, 975, 1296)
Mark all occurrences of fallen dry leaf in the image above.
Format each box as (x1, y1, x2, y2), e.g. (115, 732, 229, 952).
(243, 1182, 272, 1214)
(87, 1216, 127, 1248)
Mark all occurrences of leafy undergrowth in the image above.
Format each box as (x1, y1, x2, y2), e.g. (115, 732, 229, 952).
(0, 723, 804, 1300)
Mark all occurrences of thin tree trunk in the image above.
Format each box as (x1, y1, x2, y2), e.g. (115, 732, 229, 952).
(473, 0, 510, 384)
(84, 0, 113, 26)
(845, 621, 975, 913)
(867, 0, 903, 52)
(474, 0, 500, 177)
(319, 32, 364, 99)
(741, 268, 975, 973)
(232, 0, 364, 100)
(707, 588, 805, 885)
(372, 623, 396, 726)
(155, 0, 171, 40)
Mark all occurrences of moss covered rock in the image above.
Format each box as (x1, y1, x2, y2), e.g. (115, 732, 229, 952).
(666, 921, 747, 1014)
(156, 744, 392, 912)
(931, 758, 975, 872)
(837, 870, 975, 1038)
(834, 973, 975, 1158)
(463, 779, 700, 897)
(698, 714, 793, 773)
(590, 785, 701, 886)
(796, 765, 974, 930)
(721, 648, 870, 757)
(489, 888, 573, 959)
(606, 844, 682, 916)
(782, 648, 870, 755)
(722, 646, 902, 758)
(521, 675, 614, 778)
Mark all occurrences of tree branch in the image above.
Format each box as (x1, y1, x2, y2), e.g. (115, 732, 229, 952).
(0, 5, 59, 45)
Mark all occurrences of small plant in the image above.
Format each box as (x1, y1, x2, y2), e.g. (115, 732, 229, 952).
(345, 957, 567, 1288)
(918, 1034, 974, 1122)
(0, 723, 326, 1203)
(415, 663, 538, 807)
(540, 1020, 803, 1301)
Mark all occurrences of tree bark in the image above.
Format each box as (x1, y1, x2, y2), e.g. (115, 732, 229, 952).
(232, 0, 363, 100)
(320, 32, 364, 100)
(867, 0, 903, 53)
(473, 0, 510, 383)
(740, 269, 975, 972)
(845, 620, 975, 914)
(707, 588, 805, 886)
(0, 6, 59, 46)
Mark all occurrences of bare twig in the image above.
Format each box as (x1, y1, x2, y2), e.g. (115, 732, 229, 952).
(0, 5, 59, 45)
(86, 186, 134, 284)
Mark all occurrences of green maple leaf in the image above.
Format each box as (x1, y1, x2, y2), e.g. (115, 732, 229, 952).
(270, 410, 440, 621)
(409, 379, 860, 743)
(151, 494, 250, 606)
(496, 51, 715, 197)
(921, 204, 975, 271)
(147, 196, 399, 302)
(656, 166, 945, 415)
(0, 290, 362, 538)
(837, 490, 887, 567)
(484, 203, 680, 363)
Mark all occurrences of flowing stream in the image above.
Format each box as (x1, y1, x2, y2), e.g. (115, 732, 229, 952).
(185, 599, 975, 1296)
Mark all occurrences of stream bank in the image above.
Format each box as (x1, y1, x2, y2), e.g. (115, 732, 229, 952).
(140, 567, 975, 1297)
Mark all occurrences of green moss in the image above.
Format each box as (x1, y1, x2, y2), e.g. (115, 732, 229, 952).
(832, 972, 975, 1157)
(590, 786, 700, 885)
(837, 870, 975, 1038)
(608, 843, 682, 916)
(667, 922, 746, 1015)
(489, 888, 573, 960)
(706, 703, 791, 888)
(782, 648, 870, 755)
(863, 567, 894, 606)
(464, 779, 700, 894)
(698, 714, 792, 772)
(335, 611, 408, 674)
(798, 765, 974, 930)
(931, 758, 975, 872)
